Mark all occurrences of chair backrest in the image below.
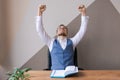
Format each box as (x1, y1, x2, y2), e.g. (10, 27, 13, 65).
(74, 47, 78, 66)
(47, 47, 78, 70)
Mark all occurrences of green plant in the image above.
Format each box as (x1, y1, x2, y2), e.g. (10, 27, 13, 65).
(7, 68, 32, 80)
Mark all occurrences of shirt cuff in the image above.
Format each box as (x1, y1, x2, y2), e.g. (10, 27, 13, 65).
(35, 16, 42, 22)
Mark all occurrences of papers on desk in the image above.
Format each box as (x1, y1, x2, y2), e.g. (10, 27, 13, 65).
(50, 66, 78, 78)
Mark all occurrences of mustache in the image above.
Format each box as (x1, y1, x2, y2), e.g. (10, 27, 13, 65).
(58, 33, 67, 36)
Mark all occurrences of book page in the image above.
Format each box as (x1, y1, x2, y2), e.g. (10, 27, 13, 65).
(51, 70, 65, 77)
(65, 66, 76, 71)
(64, 66, 78, 76)
(50, 66, 78, 78)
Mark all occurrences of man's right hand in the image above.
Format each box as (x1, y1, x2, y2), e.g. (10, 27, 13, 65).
(78, 5, 86, 16)
(38, 5, 46, 16)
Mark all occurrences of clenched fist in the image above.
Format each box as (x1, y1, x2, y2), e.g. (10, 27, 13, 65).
(78, 5, 86, 16)
(38, 5, 46, 16)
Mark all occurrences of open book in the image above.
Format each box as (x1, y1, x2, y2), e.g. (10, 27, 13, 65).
(50, 66, 78, 78)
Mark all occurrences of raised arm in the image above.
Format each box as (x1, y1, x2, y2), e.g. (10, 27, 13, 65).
(71, 5, 89, 47)
(36, 5, 52, 46)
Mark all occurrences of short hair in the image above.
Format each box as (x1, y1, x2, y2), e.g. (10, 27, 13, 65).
(58, 24, 68, 29)
(56, 24, 68, 33)
(59, 24, 65, 27)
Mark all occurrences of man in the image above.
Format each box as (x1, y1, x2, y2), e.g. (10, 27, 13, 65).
(36, 4, 89, 70)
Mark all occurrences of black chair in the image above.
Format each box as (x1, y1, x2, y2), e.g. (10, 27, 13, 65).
(45, 47, 84, 70)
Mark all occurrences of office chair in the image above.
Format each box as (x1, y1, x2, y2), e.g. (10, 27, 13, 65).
(45, 47, 84, 70)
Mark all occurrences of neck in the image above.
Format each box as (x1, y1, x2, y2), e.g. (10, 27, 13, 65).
(58, 36, 67, 40)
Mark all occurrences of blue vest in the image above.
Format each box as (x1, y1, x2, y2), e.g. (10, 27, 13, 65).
(50, 39, 74, 70)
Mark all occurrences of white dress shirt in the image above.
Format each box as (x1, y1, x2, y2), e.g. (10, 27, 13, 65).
(36, 16, 89, 52)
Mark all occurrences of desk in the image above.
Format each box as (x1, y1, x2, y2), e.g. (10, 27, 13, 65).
(27, 70, 120, 80)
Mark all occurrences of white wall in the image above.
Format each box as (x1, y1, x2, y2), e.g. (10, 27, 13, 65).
(2, 0, 120, 70)
(4, 0, 95, 69)
(22, 0, 120, 70)
(5, 0, 44, 68)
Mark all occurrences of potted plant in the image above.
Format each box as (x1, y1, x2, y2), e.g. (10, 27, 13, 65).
(7, 68, 32, 80)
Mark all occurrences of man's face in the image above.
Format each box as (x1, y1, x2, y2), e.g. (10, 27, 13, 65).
(56, 25, 68, 37)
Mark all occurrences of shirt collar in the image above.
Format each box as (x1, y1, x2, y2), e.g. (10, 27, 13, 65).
(57, 37, 67, 42)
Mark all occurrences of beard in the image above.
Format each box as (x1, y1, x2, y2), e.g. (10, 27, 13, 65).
(58, 33, 67, 36)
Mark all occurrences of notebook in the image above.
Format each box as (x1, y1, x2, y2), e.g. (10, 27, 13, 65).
(50, 66, 78, 78)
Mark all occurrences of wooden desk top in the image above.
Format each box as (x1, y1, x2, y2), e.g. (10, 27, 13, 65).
(27, 70, 120, 80)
